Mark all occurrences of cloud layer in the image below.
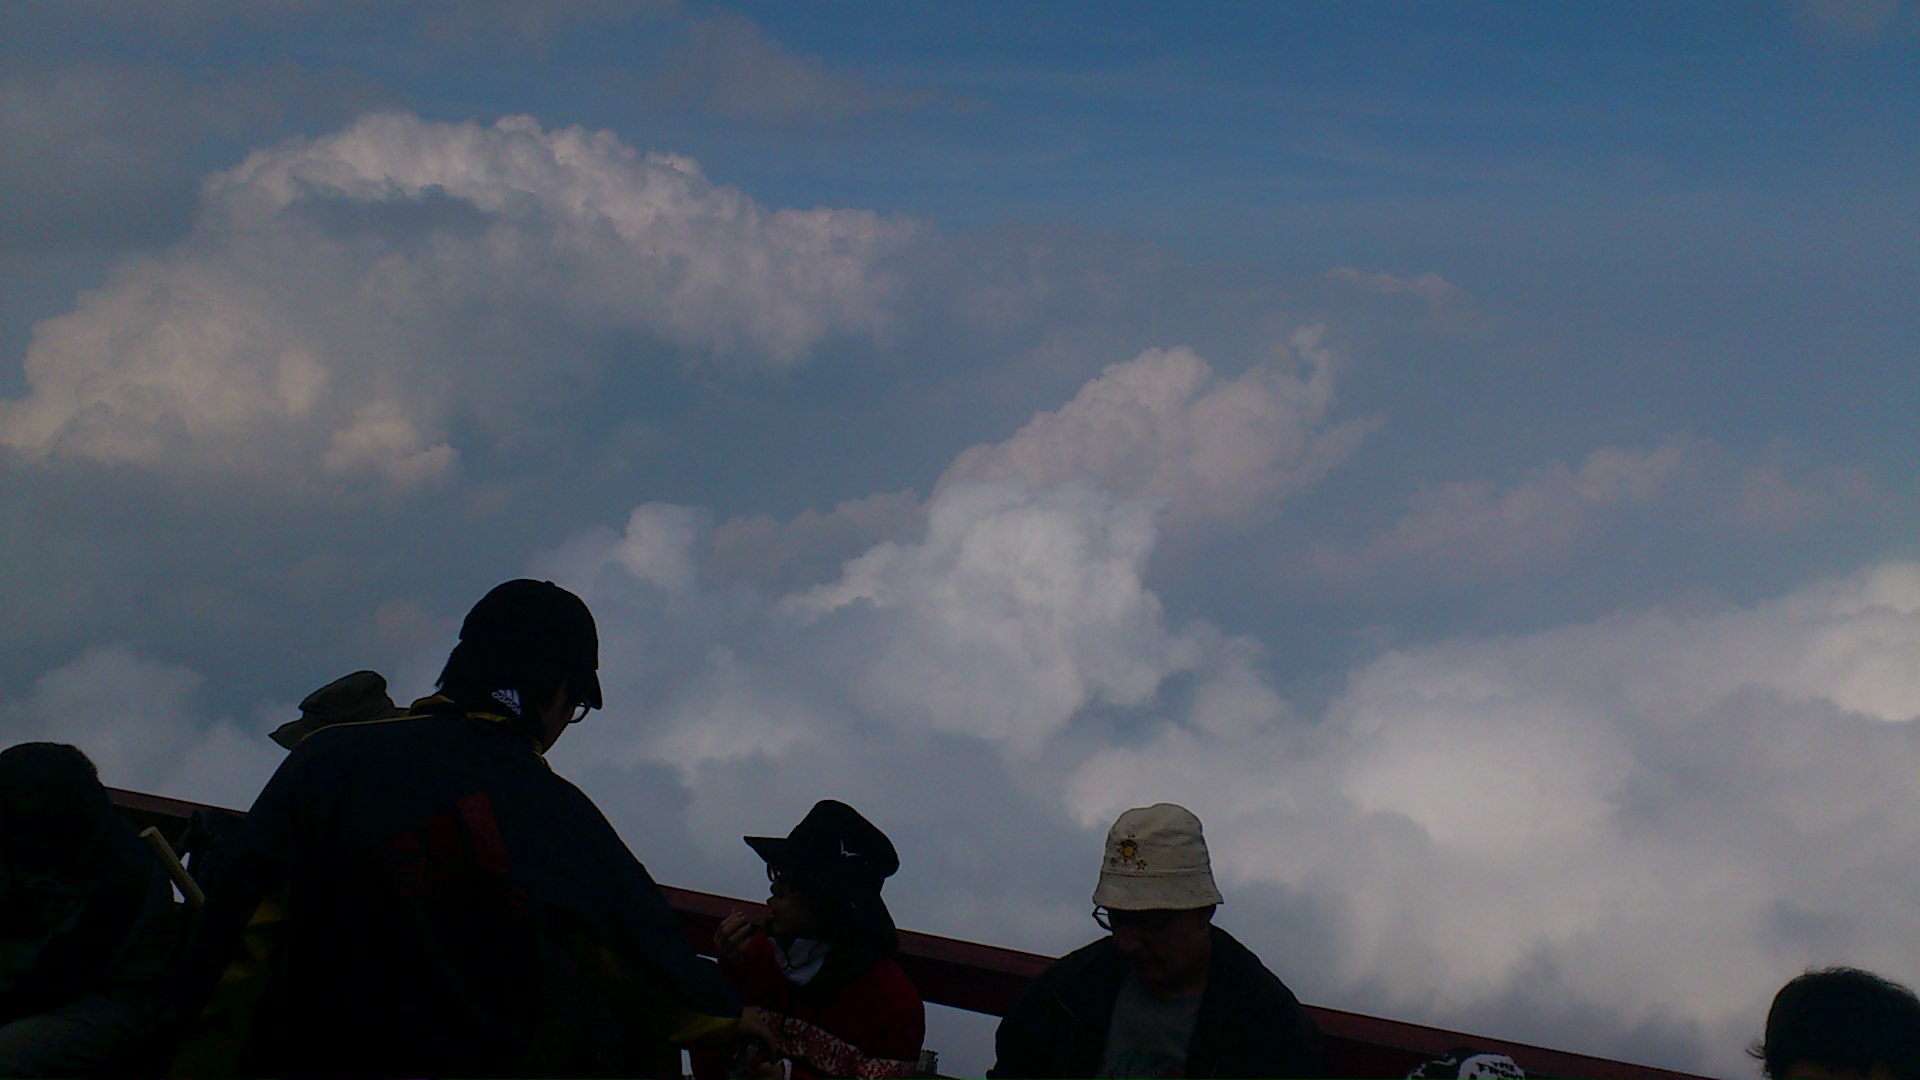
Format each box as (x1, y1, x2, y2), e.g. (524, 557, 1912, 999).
(3, 88, 1915, 1080)
(13, 336, 1912, 1076)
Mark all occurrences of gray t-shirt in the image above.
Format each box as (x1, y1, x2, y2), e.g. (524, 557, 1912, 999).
(1096, 975, 1203, 1078)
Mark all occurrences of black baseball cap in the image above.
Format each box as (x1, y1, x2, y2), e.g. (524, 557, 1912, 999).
(459, 579, 603, 709)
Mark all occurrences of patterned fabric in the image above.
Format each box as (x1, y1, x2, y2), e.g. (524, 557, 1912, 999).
(774, 1013, 919, 1080)
(1406, 1047, 1530, 1078)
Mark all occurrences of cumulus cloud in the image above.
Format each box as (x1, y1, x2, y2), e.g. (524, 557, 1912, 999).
(518, 504, 1920, 1077)
(0, 112, 914, 485)
(939, 328, 1375, 533)
(17, 381, 1920, 1078)
(783, 479, 1203, 748)
(1069, 559, 1920, 1073)
(511, 357, 1916, 1076)
(0, 645, 283, 809)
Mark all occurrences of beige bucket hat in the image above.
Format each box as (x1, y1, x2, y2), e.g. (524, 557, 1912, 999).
(1091, 802, 1225, 911)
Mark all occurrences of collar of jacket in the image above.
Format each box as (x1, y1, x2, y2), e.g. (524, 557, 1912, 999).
(407, 695, 550, 757)
(1041, 925, 1261, 1079)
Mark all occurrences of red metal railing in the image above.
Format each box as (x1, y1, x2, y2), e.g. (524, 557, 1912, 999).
(110, 788, 1714, 1080)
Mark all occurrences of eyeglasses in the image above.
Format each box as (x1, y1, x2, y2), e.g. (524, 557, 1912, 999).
(766, 864, 794, 898)
(1092, 906, 1180, 934)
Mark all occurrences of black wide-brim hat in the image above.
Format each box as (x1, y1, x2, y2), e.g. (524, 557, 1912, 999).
(745, 800, 899, 952)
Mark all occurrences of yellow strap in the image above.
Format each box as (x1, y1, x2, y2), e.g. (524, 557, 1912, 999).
(562, 932, 741, 1046)
(169, 890, 291, 1079)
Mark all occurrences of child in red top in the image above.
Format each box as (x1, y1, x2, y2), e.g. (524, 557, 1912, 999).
(707, 801, 924, 1080)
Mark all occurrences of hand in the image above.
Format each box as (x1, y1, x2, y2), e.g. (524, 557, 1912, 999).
(736, 1005, 778, 1050)
(713, 910, 758, 969)
(736, 1006, 789, 1077)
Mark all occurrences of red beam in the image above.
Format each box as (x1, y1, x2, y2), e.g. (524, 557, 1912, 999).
(109, 790, 1713, 1080)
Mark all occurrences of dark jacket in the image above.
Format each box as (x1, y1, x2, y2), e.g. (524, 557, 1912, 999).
(0, 811, 178, 1027)
(216, 697, 739, 1078)
(989, 926, 1325, 1079)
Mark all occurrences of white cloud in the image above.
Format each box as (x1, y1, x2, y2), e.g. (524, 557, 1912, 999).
(1316, 442, 1701, 582)
(320, 398, 460, 489)
(0, 112, 914, 485)
(609, 503, 712, 596)
(531, 511, 1920, 1077)
(510, 351, 1908, 1078)
(18, 412, 1920, 1079)
(939, 328, 1374, 533)
(784, 478, 1203, 748)
(1069, 558, 1920, 1072)
(0, 645, 283, 810)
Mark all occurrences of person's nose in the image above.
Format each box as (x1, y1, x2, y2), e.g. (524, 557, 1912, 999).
(1110, 925, 1144, 954)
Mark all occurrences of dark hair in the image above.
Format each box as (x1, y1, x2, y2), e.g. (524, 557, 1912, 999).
(1754, 967, 1920, 1080)
(0, 742, 113, 869)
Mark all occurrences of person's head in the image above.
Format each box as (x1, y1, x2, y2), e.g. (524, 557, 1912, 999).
(437, 579, 602, 750)
(271, 670, 404, 750)
(1091, 803, 1224, 997)
(1756, 967, 1920, 1080)
(744, 800, 900, 953)
(0, 742, 113, 872)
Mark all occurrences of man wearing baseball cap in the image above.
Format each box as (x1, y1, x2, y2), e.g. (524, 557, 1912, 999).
(990, 803, 1325, 1078)
(185, 580, 746, 1077)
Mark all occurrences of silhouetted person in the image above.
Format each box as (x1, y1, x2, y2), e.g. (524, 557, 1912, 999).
(0, 743, 179, 1078)
(990, 803, 1324, 1079)
(185, 580, 746, 1077)
(707, 800, 925, 1079)
(269, 670, 404, 750)
(1756, 967, 1920, 1080)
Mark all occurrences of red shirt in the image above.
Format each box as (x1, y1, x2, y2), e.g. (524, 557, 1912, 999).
(708, 934, 924, 1079)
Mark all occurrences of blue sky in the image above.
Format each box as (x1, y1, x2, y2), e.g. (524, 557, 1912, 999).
(2, 3, 1916, 1075)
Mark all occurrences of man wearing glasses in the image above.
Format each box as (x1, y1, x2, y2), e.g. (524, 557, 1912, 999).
(180, 579, 750, 1077)
(990, 803, 1325, 1079)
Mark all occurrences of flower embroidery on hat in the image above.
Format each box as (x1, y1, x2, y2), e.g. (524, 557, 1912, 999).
(1111, 834, 1148, 870)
